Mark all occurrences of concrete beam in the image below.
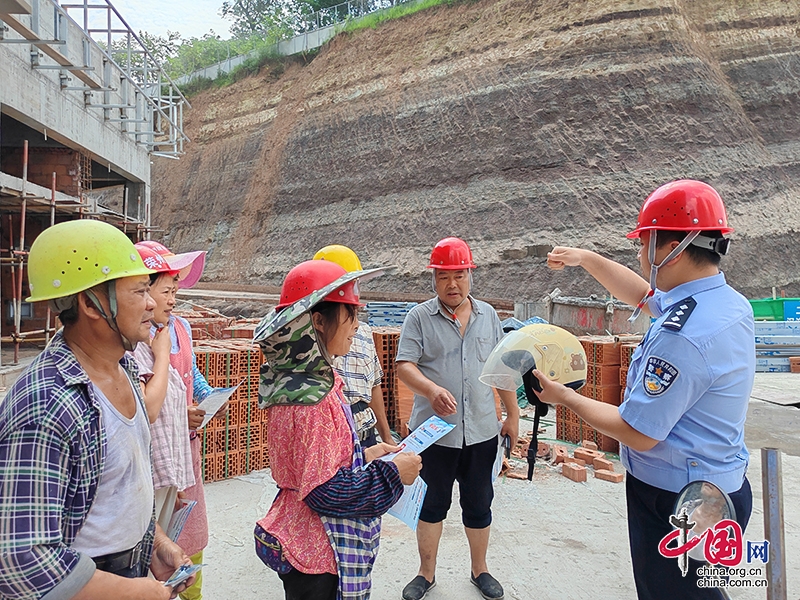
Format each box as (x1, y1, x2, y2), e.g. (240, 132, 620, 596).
(0, 0, 31, 15)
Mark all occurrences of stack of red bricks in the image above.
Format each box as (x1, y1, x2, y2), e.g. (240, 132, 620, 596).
(194, 339, 267, 482)
(177, 310, 234, 341)
(556, 336, 621, 453)
(554, 440, 624, 483)
(221, 319, 261, 339)
(372, 327, 406, 434)
(619, 341, 640, 397)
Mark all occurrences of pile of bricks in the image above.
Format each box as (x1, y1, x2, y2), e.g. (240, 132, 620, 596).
(619, 340, 639, 395)
(556, 336, 621, 453)
(176, 309, 235, 340)
(221, 319, 261, 339)
(372, 327, 404, 433)
(554, 440, 624, 483)
(194, 339, 267, 482)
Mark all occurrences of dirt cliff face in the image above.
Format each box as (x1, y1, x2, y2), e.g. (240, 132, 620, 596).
(152, 0, 800, 301)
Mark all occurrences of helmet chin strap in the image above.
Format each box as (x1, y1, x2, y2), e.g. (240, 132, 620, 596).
(84, 281, 137, 352)
(628, 230, 702, 323)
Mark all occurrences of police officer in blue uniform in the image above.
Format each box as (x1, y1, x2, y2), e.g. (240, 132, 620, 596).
(536, 180, 754, 600)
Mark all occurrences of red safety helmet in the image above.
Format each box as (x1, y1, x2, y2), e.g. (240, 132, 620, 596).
(276, 260, 361, 310)
(627, 179, 733, 239)
(426, 237, 477, 270)
(135, 245, 174, 274)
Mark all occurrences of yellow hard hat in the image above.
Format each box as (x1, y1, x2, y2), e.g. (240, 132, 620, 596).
(480, 323, 587, 391)
(27, 220, 154, 302)
(313, 244, 363, 272)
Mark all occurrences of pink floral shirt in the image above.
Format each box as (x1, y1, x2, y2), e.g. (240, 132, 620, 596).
(257, 376, 352, 574)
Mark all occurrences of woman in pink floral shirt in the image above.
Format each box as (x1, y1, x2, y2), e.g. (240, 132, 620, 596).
(253, 260, 421, 600)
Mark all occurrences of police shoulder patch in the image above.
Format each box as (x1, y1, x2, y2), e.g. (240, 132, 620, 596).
(643, 356, 680, 396)
(662, 297, 696, 331)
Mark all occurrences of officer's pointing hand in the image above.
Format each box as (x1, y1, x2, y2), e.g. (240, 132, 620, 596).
(531, 369, 571, 406)
(428, 385, 457, 417)
(547, 246, 584, 271)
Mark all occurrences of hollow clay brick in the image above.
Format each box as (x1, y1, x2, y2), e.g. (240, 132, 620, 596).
(592, 457, 614, 472)
(581, 439, 598, 451)
(562, 462, 587, 483)
(594, 469, 624, 483)
(563, 456, 586, 467)
(553, 444, 569, 464)
(574, 447, 603, 463)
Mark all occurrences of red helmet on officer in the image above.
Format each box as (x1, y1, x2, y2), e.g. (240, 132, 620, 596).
(276, 260, 361, 310)
(628, 179, 733, 238)
(427, 237, 477, 270)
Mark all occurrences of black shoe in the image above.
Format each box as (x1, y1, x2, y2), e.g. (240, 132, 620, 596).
(402, 575, 436, 600)
(470, 572, 504, 600)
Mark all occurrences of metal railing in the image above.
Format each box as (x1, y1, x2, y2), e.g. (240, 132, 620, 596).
(177, 0, 413, 85)
(58, 0, 191, 156)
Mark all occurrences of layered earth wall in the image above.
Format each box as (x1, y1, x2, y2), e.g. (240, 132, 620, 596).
(152, 0, 800, 301)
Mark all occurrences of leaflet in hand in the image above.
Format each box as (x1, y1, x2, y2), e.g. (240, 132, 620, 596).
(387, 476, 428, 531)
(379, 415, 455, 462)
(166, 499, 197, 542)
(196, 383, 241, 430)
(164, 563, 204, 588)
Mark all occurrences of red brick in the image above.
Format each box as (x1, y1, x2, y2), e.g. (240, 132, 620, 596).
(592, 457, 614, 472)
(594, 469, 624, 483)
(537, 442, 551, 459)
(581, 439, 598, 451)
(562, 462, 587, 483)
(574, 447, 603, 463)
(563, 456, 586, 467)
(553, 444, 569, 464)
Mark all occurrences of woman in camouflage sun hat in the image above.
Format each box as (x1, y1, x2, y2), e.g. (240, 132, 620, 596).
(252, 260, 421, 600)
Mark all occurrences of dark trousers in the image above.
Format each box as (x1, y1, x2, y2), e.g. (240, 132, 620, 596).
(419, 436, 497, 528)
(626, 473, 752, 600)
(278, 569, 338, 600)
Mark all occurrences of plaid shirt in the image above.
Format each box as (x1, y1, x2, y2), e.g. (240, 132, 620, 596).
(333, 323, 383, 405)
(0, 331, 155, 599)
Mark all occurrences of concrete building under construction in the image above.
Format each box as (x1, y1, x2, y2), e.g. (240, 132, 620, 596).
(0, 0, 189, 364)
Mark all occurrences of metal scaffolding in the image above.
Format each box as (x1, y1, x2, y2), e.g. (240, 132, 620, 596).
(0, 0, 191, 156)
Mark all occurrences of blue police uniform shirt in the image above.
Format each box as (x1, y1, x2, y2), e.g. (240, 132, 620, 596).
(619, 272, 755, 494)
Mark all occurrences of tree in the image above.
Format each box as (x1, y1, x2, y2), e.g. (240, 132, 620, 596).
(219, 0, 304, 38)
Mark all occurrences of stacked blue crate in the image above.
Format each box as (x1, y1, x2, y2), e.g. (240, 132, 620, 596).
(365, 302, 418, 327)
(755, 321, 800, 372)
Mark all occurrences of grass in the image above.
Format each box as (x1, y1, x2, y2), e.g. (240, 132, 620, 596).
(341, 0, 463, 33)
(178, 0, 467, 96)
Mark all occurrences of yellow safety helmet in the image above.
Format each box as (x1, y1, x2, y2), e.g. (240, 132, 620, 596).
(480, 323, 587, 391)
(27, 220, 154, 302)
(313, 244, 363, 272)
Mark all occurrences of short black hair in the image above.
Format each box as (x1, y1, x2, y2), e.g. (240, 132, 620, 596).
(311, 301, 358, 348)
(654, 230, 724, 267)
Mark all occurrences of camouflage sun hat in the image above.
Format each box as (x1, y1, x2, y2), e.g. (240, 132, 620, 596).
(255, 267, 386, 408)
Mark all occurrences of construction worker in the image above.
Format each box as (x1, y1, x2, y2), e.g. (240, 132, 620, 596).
(313, 244, 393, 446)
(132, 240, 215, 600)
(538, 180, 754, 599)
(0, 220, 194, 599)
(253, 260, 421, 600)
(396, 237, 519, 600)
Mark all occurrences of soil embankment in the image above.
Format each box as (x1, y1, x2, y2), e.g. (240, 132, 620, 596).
(152, 0, 800, 301)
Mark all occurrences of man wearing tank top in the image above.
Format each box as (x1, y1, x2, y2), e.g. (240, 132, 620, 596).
(0, 221, 195, 600)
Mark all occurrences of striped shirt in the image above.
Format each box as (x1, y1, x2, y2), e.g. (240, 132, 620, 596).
(333, 322, 383, 406)
(0, 331, 155, 599)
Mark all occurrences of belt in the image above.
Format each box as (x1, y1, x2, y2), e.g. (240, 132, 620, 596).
(92, 539, 145, 574)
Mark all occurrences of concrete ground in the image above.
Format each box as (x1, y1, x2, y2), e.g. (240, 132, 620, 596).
(202, 374, 800, 600)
